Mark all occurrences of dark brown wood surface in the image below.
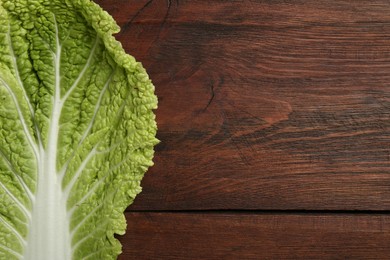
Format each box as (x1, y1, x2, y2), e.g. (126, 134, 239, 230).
(118, 213, 390, 260)
(94, 0, 390, 259)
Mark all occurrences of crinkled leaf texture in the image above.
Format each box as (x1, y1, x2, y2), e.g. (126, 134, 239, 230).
(0, 0, 158, 259)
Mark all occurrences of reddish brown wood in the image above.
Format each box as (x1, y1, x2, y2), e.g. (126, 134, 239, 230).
(119, 212, 390, 259)
(94, 0, 390, 210)
(90, 1, 390, 259)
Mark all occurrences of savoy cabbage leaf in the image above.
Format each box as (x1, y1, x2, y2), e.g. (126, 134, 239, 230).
(0, 0, 158, 259)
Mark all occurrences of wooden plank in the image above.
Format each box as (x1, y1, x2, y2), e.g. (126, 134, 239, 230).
(119, 212, 390, 259)
(95, 0, 390, 210)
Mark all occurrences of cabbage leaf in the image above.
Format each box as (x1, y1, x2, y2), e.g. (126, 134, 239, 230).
(0, 0, 158, 259)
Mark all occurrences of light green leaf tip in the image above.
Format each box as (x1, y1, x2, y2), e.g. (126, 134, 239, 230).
(0, 0, 158, 259)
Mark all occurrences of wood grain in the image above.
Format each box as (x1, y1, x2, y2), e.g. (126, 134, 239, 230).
(87, 1, 390, 259)
(118, 212, 390, 259)
(94, 0, 390, 211)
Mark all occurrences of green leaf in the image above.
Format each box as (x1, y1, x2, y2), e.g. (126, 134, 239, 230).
(0, 0, 158, 259)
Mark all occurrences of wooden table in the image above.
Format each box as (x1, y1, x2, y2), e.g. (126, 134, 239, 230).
(96, 1, 390, 259)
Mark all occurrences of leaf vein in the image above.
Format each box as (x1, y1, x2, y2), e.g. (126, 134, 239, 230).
(59, 71, 114, 181)
(67, 154, 129, 217)
(0, 181, 31, 220)
(0, 243, 22, 258)
(72, 219, 109, 251)
(0, 214, 26, 247)
(62, 145, 99, 200)
(7, 24, 43, 150)
(0, 148, 34, 202)
(60, 35, 99, 104)
(0, 78, 39, 161)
